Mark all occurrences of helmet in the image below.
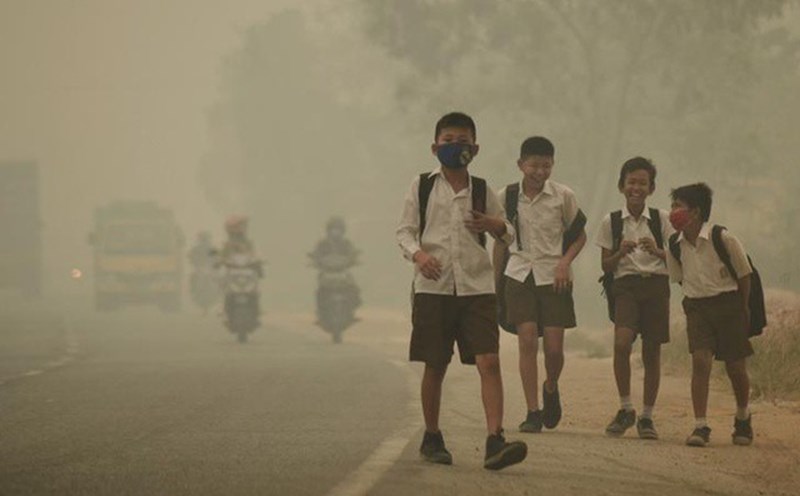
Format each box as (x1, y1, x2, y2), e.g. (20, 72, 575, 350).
(326, 216, 346, 232)
(224, 215, 248, 235)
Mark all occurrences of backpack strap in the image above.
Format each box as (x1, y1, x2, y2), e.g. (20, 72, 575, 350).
(418, 173, 436, 242)
(668, 232, 681, 264)
(647, 208, 664, 250)
(562, 209, 587, 254)
(608, 210, 623, 253)
(711, 225, 739, 280)
(471, 176, 488, 248)
(505, 183, 521, 250)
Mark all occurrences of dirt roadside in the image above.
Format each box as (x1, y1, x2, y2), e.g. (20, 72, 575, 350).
(296, 308, 800, 496)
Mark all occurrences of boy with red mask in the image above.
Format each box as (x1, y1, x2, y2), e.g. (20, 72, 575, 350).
(666, 183, 754, 448)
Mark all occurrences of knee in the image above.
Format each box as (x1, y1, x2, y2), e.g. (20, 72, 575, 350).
(518, 332, 539, 355)
(424, 364, 447, 383)
(691, 353, 713, 376)
(614, 340, 632, 358)
(476, 354, 501, 376)
(544, 348, 563, 363)
(725, 360, 748, 380)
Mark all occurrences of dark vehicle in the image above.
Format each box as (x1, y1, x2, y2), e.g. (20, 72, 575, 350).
(0, 162, 43, 296)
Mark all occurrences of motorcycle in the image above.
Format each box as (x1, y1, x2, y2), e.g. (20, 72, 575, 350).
(220, 254, 262, 343)
(316, 268, 360, 344)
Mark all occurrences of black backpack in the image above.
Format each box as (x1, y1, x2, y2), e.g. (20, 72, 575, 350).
(418, 172, 487, 248)
(496, 183, 587, 333)
(598, 208, 664, 322)
(668, 225, 767, 337)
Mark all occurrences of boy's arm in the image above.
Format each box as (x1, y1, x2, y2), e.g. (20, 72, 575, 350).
(665, 246, 682, 284)
(492, 240, 507, 285)
(396, 177, 423, 262)
(482, 187, 515, 245)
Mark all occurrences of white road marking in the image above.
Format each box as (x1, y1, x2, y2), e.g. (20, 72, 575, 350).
(0, 316, 79, 387)
(326, 359, 421, 496)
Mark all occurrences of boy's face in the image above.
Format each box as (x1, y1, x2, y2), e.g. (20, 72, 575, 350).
(517, 155, 553, 188)
(620, 169, 654, 209)
(431, 126, 478, 151)
(669, 199, 701, 232)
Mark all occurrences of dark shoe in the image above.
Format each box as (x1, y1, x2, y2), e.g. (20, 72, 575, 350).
(636, 417, 659, 440)
(732, 416, 753, 446)
(484, 431, 528, 471)
(542, 381, 562, 429)
(686, 426, 712, 447)
(519, 410, 543, 433)
(605, 409, 636, 437)
(419, 431, 453, 465)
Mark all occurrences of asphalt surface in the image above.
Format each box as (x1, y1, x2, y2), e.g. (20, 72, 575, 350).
(0, 303, 408, 495)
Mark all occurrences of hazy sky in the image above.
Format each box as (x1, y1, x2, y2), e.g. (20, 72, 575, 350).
(0, 1, 303, 288)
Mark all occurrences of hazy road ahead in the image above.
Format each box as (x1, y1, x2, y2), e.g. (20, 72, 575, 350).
(0, 306, 408, 495)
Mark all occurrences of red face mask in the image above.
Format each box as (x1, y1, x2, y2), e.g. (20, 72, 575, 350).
(669, 208, 691, 232)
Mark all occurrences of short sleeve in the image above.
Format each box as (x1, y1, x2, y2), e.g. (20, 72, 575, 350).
(561, 187, 579, 228)
(595, 213, 613, 250)
(721, 231, 752, 279)
(666, 243, 683, 284)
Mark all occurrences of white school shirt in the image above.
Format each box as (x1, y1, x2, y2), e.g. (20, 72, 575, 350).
(666, 223, 752, 298)
(594, 206, 673, 278)
(498, 180, 580, 285)
(396, 168, 515, 296)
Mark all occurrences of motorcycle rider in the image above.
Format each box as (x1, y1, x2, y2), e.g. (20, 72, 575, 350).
(219, 215, 262, 327)
(309, 217, 361, 328)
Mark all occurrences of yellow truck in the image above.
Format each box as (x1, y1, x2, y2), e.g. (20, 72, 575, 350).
(88, 201, 184, 312)
(0, 162, 43, 296)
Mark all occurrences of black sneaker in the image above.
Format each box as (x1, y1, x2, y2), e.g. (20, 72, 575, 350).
(686, 426, 712, 447)
(636, 417, 659, 440)
(542, 381, 562, 429)
(484, 431, 528, 471)
(519, 410, 543, 433)
(732, 416, 753, 446)
(605, 409, 636, 437)
(419, 431, 453, 465)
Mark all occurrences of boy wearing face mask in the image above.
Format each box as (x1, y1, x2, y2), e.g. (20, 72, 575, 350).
(396, 112, 528, 470)
(666, 183, 754, 448)
(595, 157, 673, 440)
(495, 137, 587, 434)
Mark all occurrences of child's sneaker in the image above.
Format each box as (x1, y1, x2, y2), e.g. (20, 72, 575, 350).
(732, 416, 753, 446)
(518, 410, 543, 433)
(605, 409, 636, 437)
(636, 417, 659, 440)
(484, 431, 528, 471)
(419, 431, 453, 465)
(542, 381, 562, 429)
(685, 426, 712, 447)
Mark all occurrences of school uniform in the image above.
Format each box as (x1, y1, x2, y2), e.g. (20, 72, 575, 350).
(396, 168, 514, 366)
(595, 206, 673, 343)
(498, 180, 579, 330)
(666, 223, 754, 361)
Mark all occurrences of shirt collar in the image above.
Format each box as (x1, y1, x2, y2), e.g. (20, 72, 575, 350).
(676, 222, 711, 243)
(518, 179, 554, 201)
(621, 204, 651, 220)
(430, 167, 473, 190)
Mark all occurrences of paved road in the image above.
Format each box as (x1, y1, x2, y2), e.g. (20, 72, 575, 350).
(0, 305, 408, 495)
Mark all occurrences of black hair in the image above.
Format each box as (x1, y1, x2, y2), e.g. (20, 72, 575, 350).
(671, 183, 713, 221)
(618, 156, 657, 190)
(434, 112, 476, 141)
(520, 136, 554, 158)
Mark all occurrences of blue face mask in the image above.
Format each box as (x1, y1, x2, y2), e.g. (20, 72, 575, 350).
(436, 142, 475, 169)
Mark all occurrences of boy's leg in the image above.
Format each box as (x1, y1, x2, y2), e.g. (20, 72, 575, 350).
(542, 327, 564, 391)
(725, 358, 750, 413)
(613, 327, 636, 400)
(641, 339, 662, 410)
(475, 353, 504, 434)
(517, 322, 540, 412)
(422, 364, 448, 433)
(691, 350, 714, 420)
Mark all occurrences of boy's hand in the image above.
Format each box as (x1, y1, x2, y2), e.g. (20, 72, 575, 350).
(618, 240, 638, 256)
(464, 210, 504, 236)
(639, 237, 658, 255)
(413, 250, 443, 281)
(553, 260, 572, 294)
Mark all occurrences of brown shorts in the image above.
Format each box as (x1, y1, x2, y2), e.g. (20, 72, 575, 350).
(504, 274, 576, 334)
(682, 291, 754, 362)
(410, 293, 499, 366)
(612, 275, 670, 344)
